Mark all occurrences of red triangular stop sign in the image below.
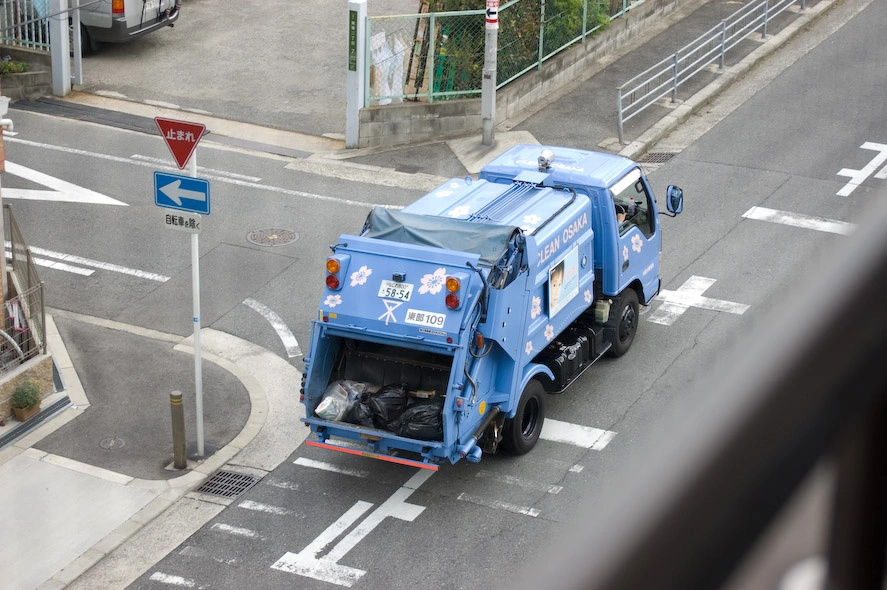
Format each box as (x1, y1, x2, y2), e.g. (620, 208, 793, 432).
(155, 117, 207, 169)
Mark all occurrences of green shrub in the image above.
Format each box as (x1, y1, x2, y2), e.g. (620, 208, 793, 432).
(12, 379, 42, 409)
(0, 58, 30, 77)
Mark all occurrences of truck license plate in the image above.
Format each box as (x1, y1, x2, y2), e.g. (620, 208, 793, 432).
(378, 280, 413, 301)
(145, 0, 160, 12)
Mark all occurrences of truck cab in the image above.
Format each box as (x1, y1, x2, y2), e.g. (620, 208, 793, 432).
(300, 145, 682, 469)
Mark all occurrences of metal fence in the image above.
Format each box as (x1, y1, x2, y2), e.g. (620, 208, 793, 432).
(616, 0, 807, 143)
(367, 0, 647, 105)
(0, 0, 51, 51)
(2, 204, 46, 374)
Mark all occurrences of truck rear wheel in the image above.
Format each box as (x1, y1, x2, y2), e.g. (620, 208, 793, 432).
(607, 288, 639, 357)
(502, 380, 544, 454)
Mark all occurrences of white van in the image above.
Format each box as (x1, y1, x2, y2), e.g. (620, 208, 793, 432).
(77, 0, 180, 52)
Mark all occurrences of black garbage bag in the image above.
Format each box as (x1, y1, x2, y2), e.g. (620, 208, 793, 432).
(341, 391, 374, 427)
(369, 383, 409, 429)
(389, 398, 444, 441)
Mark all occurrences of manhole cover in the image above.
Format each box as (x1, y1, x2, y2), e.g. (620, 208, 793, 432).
(100, 437, 126, 450)
(247, 228, 299, 247)
(639, 152, 677, 164)
(196, 470, 262, 498)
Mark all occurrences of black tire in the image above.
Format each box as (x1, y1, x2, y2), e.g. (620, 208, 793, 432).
(607, 288, 639, 357)
(502, 380, 545, 455)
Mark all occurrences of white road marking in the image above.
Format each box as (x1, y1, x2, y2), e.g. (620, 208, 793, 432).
(148, 572, 197, 587)
(540, 418, 616, 450)
(28, 245, 171, 281)
(33, 256, 94, 276)
(179, 545, 238, 566)
(647, 276, 750, 326)
(457, 492, 541, 517)
(475, 470, 562, 494)
(266, 478, 301, 491)
(569, 464, 584, 473)
(130, 154, 263, 181)
(210, 523, 262, 539)
(2, 161, 128, 205)
(294, 457, 370, 478)
(238, 500, 297, 516)
(837, 141, 887, 196)
(243, 298, 302, 358)
(4, 136, 387, 209)
(272, 470, 434, 587)
(743, 206, 855, 235)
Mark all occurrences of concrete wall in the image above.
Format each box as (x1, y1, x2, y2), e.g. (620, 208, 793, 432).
(357, 0, 691, 149)
(0, 46, 52, 101)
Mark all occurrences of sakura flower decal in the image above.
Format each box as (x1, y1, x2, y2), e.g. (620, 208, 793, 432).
(623, 245, 629, 262)
(584, 289, 593, 304)
(530, 295, 542, 319)
(447, 205, 471, 218)
(324, 294, 342, 308)
(419, 267, 447, 295)
(350, 265, 372, 287)
(521, 213, 542, 233)
(632, 234, 643, 253)
(525, 341, 534, 355)
(544, 324, 555, 342)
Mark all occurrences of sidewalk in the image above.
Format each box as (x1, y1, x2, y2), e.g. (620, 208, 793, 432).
(0, 0, 847, 587)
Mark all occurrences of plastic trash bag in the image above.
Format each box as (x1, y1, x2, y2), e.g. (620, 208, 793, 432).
(369, 382, 409, 429)
(390, 398, 444, 441)
(342, 391, 374, 427)
(315, 380, 366, 421)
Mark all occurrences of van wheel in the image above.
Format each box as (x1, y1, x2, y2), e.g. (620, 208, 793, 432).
(607, 288, 639, 357)
(502, 380, 544, 455)
(69, 21, 99, 55)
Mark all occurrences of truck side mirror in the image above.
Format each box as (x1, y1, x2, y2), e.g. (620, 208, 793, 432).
(665, 185, 683, 215)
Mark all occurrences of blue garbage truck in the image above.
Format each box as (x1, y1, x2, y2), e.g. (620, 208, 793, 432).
(300, 145, 683, 470)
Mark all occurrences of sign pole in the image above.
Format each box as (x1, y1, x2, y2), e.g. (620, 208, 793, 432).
(189, 152, 205, 457)
(482, 0, 499, 146)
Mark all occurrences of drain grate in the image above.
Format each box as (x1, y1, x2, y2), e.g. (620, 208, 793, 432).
(247, 228, 299, 247)
(639, 152, 677, 164)
(196, 470, 261, 498)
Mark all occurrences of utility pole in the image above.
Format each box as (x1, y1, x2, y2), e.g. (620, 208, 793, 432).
(482, 0, 499, 146)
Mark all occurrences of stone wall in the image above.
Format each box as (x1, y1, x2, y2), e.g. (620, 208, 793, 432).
(358, 0, 691, 149)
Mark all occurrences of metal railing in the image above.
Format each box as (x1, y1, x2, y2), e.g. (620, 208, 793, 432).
(0, 0, 51, 51)
(616, 0, 807, 143)
(517, 189, 887, 588)
(366, 0, 647, 105)
(2, 204, 46, 374)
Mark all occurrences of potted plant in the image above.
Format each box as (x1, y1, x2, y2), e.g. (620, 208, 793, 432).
(11, 379, 42, 421)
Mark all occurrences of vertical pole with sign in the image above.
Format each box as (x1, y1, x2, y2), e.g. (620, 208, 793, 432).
(155, 117, 208, 458)
(346, 0, 367, 148)
(482, 0, 499, 146)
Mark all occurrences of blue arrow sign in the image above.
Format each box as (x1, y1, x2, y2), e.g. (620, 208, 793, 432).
(154, 171, 211, 215)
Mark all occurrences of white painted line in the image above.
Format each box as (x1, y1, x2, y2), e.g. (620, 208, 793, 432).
(130, 154, 263, 181)
(273, 470, 434, 587)
(33, 256, 94, 276)
(148, 572, 196, 587)
(475, 470, 562, 494)
(266, 478, 301, 491)
(743, 206, 855, 235)
(3, 161, 128, 205)
(5, 136, 385, 209)
(837, 142, 887, 196)
(238, 500, 296, 516)
(28, 245, 171, 282)
(179, 545, 239, 566)
(294, 457, 370, 478)
(243, 298, 302, 358)
(457, 492, 541, 517)
(648, 275, 750, 326)
(540, 418, 616, 450)
(210, 523, 262, 539)
(569, 464, 584, 473)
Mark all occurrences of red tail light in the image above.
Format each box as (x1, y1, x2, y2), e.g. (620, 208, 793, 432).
(325, 274, 340, 289)
(445, 293, 460, 309)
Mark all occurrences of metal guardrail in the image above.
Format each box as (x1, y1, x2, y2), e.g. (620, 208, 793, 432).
(2, 204, 46, 374)
(366, 0, 647, 105)
(517, 188, 887, 588)
(616, 0, 807, 144)
(0, 0, 50, 51)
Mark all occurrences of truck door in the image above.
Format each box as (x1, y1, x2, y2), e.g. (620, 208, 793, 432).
(610, 168, 660, 302)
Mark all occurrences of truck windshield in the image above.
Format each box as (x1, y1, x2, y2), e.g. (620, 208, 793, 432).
(362, 208, 521, 267)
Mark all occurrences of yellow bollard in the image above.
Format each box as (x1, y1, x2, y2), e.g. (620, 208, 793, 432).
(170, 390, 187, 469)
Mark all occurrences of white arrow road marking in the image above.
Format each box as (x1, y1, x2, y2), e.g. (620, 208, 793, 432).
(243, 298, 302, 358)
(648, 276, 750, 326)
(2, 161, 127, 205)
(159, 179, 206, 206)
(743, 207, 856, 235)
(272, 469, 434, 587)
(837, 142, 887, 197)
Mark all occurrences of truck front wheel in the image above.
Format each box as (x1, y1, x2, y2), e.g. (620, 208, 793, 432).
(502, 380, 545, 454)
(607, 288, 639, 357)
